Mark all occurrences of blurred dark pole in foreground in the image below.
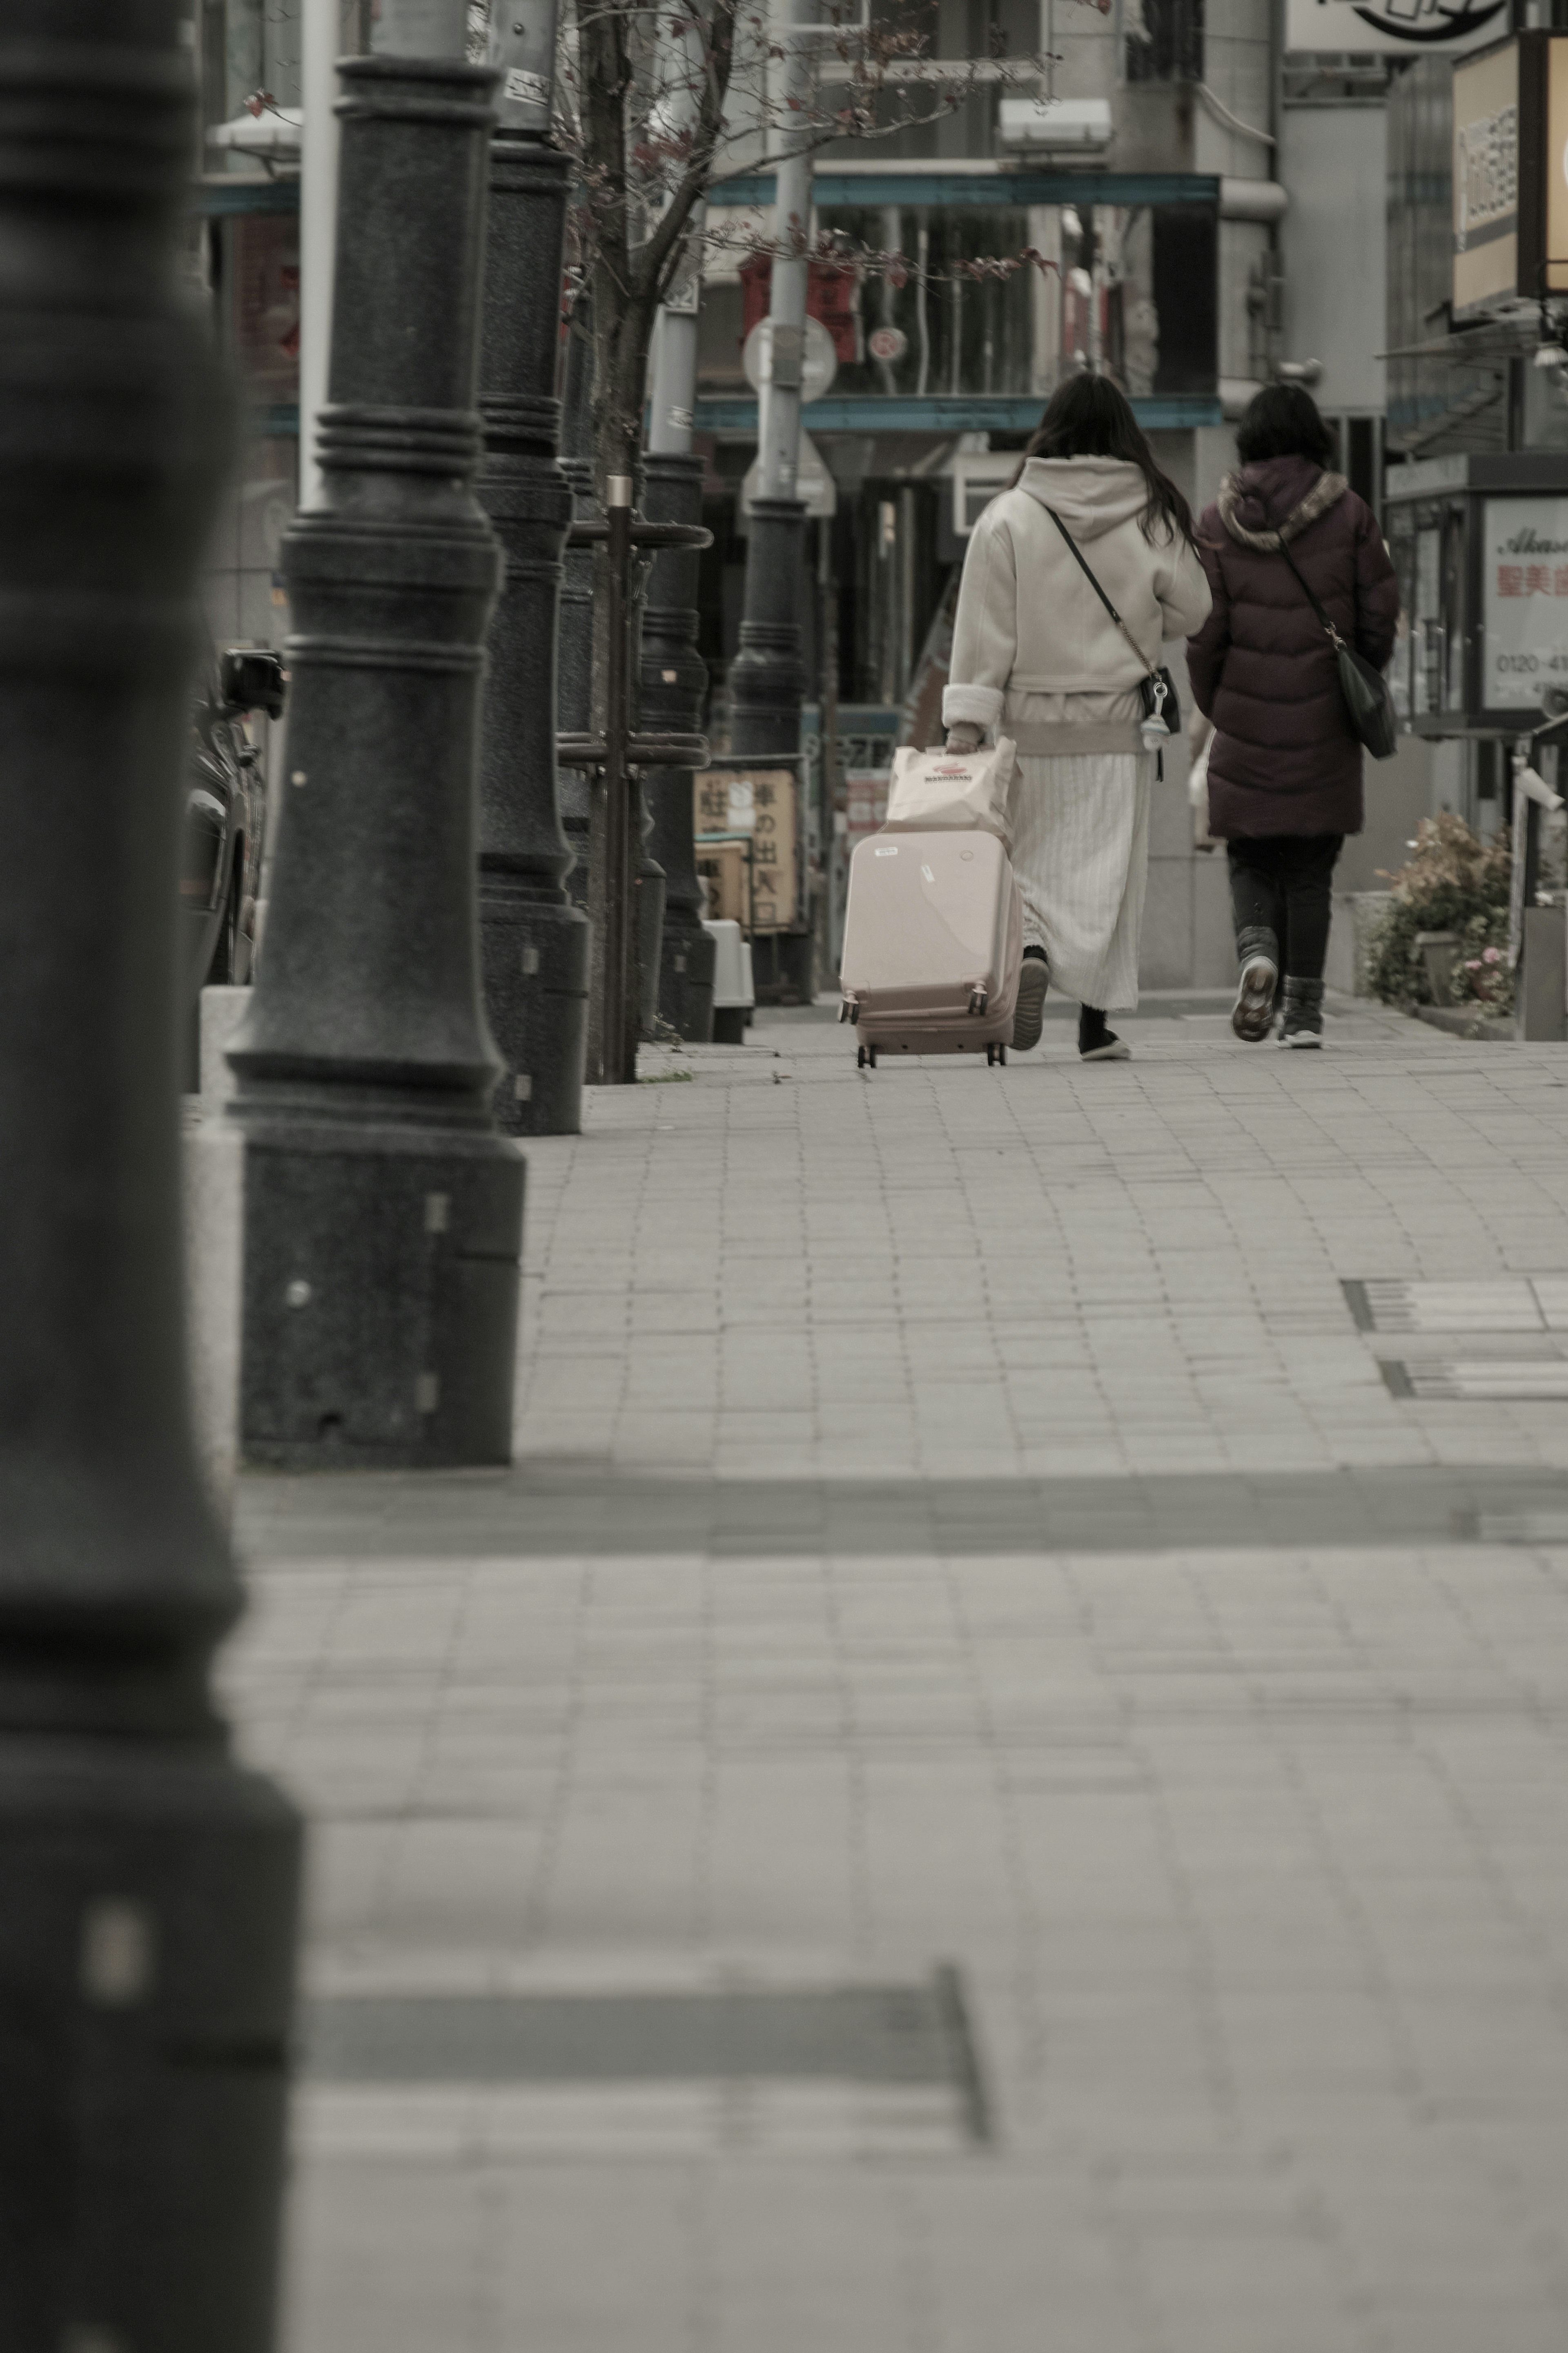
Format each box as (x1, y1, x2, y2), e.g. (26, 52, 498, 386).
(0, 8, 301, 2347)
(229, 15, 526, 1467)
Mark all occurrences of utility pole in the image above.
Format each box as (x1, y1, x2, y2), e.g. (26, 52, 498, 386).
(230, 0, 526, 1466)
(299, 0, 342, 509)
(641, 44, 717, 1043)
(474, 0, 592, 1133)
(0, 6, 301, 2344)
(729, 0, 815, 996)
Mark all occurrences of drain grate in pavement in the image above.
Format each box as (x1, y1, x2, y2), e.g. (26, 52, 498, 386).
(303, 1967, 990, 2143)
(1345, 1277, 1568, 1334)
(1380, 1359, 1568, 1401)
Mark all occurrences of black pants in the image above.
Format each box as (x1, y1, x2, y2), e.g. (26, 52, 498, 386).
(1227, 834, 1344, 981)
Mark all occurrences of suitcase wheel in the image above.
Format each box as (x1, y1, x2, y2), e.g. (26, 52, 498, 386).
(857, 1044, 866, 1068)
(857, 1043, 877, 1070)
(987, 1042, 1008, 1069)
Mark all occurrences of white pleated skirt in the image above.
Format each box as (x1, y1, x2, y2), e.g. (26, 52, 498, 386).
(1010, 752, 1153, 1014)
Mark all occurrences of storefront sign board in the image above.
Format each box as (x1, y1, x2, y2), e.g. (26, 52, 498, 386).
(1481, 495, 1568, 712)
(1287, 0, 1506, 57)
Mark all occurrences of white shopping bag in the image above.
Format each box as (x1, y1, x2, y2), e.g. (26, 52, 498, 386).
(884, 736, 1017, 850)
(1187, 723, 1218, 854)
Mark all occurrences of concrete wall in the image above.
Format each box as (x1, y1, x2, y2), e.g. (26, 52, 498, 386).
(1277, 104, 1388, 416)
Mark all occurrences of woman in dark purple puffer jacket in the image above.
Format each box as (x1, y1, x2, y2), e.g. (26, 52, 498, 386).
(1186, 386, 1399, 1046)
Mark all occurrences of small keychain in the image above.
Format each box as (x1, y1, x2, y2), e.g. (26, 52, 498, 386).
(1138, 672, 1170, 753)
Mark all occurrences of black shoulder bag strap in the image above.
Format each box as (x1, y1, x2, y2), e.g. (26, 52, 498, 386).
(1267, 511, 1399, 760)
(1044, 504, 1177, 766)
(1045, 504, 1154, 671)
(1270, 525, 1345, 647)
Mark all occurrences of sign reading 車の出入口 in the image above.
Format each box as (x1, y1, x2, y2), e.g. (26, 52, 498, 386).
(1481, 497, 1568, 711)
(694, 768, 799, 933)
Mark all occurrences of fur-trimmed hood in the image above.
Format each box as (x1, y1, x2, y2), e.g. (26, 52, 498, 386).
(1217, 457, 1348, 550)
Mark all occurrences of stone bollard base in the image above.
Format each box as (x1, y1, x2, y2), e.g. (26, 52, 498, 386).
(659, 907, 717, 1042)
(1518, 903, 1568, 1042)
(238, 1122, 524, 1469)
(479, 885, 590, 1135)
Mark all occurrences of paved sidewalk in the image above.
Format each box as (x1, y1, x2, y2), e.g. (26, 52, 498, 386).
(229, 997, 1568, 2353)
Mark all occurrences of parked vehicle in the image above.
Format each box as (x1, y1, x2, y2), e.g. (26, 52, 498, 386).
(181, 644, 286, 1002)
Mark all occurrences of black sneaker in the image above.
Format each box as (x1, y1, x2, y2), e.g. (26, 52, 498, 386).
(1011, 948, 1049, 1052)
(1079, 1005, 1131, 1062)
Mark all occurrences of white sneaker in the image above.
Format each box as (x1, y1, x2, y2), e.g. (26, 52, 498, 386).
(1231, 956, 1278, 1043)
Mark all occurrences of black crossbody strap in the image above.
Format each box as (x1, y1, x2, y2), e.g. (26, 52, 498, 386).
(1045, 505, 1158, 679)
(1272, 528, 1346, 651)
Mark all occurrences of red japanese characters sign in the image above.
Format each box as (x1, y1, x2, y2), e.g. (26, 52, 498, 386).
(1483, 497, 1568, 709)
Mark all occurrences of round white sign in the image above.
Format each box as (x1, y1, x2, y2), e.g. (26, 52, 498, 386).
(742, 314, 837, 404)
(868, 325, 908, 364)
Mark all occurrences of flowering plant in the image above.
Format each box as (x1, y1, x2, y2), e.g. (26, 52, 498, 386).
(1452, 912, 1515, 1015)
(1368, 816, 1511, 1006)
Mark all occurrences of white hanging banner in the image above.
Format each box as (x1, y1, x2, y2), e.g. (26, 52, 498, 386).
(1285, 0, 1508, 55)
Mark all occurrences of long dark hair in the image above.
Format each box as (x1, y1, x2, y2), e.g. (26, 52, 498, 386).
(1013, 372, 1194, 546)
(1235, 382, 1334, 467)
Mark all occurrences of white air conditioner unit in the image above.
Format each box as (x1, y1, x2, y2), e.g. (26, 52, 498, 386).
(997, 98, 1112, 152)
(951, 453, 1022, 538)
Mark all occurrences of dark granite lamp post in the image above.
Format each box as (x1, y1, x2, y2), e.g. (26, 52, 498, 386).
(0, 6, 300, 2344)
(228, 24, 525, 1467)
(641, 453, 716, 1042)
(474, 1, 590, 1135)
(556, 295, 596, 910)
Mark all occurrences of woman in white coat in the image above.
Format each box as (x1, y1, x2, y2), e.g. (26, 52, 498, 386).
(944, 375, 1212, 1059)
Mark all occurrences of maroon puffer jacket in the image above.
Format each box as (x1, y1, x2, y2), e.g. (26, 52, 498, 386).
(1186, 454, 1400, 840)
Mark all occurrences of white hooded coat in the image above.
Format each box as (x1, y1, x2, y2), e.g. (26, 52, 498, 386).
(940, 455, 1212, 1016)
(942, 455, 1212, 756)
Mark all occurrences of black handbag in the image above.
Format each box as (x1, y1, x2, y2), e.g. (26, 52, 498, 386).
(1045, 505, 1181, 749)
(1273, 531, 1398, 761)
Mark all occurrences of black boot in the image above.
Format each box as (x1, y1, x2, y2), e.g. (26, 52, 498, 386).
(1278, 976, 1325, 1048)
(1078, 1004, 1130, 1062)
(1231, 923, 1278, 1044)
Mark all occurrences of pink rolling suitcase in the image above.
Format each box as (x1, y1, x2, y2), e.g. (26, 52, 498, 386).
(837, 829, 1024, 1068)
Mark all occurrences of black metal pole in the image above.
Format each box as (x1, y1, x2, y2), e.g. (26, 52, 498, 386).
(604, 481, 636, 1083)
(229, 47, 525, 1468)
(0, 9, 301, 2344)
(729, 492, 813, 1000)
(557, 296, 596, 918)
(641, 452, 716, 1041)
(729, 494, 808, 762)
(475, 115, 589, 1137)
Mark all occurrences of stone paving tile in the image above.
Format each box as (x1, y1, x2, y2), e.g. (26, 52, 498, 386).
(229, 1004, 1568, 2352)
